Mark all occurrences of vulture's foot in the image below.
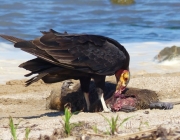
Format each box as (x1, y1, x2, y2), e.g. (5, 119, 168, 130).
(102, 105, 112, 113)
(102, 109, 111, 113)
(101, 99, 112, 113)
(150, 102, 173, 110)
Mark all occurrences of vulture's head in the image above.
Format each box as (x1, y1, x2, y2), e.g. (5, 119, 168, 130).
(115, 69, 130, 97)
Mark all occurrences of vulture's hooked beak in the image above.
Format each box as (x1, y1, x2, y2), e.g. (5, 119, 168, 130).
(115, 70, 130, 97)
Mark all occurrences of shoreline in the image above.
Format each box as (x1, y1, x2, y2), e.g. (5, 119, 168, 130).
(1, 40, 180, 84)
(1, 65, 180, 84)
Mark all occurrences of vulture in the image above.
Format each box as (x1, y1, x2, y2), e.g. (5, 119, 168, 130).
(0, 29, 130, 112)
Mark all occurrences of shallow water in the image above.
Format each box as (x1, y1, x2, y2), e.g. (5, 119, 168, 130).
(1, 0, 180, 42)
(0, 0, 180, 83)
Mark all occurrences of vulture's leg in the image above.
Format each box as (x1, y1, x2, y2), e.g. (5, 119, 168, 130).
(97, 88, 111, 112)
(94, 75, 111, 113)
(80, 77, 91, 111)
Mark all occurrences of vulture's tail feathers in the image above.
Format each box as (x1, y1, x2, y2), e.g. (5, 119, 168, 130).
(25, 73, 48, 86)
(19, 58, 55, 74)
(20, 58, 61, 86)
(25, 66, 63, 86)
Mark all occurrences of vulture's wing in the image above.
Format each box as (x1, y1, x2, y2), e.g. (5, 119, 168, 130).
(14, 29, 126, 75)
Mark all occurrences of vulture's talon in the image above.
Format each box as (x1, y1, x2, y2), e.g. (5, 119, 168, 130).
(102, 108, 111, 113)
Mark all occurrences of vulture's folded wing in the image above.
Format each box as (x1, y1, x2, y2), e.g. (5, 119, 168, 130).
(4, 29, 127, 75)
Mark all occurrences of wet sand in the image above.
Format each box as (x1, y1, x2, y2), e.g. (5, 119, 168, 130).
(0, 72, 180, 139)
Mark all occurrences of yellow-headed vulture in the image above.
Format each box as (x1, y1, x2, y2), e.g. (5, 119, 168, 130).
(0, 29, 130, 112)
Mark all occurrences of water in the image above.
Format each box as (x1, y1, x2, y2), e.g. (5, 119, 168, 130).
(0, 0, 180, 83)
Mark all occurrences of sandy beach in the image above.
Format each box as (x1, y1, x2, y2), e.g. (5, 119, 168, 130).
(0, 71, 180, 140)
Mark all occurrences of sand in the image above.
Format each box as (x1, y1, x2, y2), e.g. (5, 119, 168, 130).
(0, 73, 180, 140)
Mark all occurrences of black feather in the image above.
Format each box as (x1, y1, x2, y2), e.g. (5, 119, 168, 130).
(0, 29, 130, 112)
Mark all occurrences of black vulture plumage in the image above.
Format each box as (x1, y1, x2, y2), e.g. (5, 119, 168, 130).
(0, 29, 130, 112)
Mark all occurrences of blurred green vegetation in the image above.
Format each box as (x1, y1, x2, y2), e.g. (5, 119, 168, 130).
(111, 0, 135, 5)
